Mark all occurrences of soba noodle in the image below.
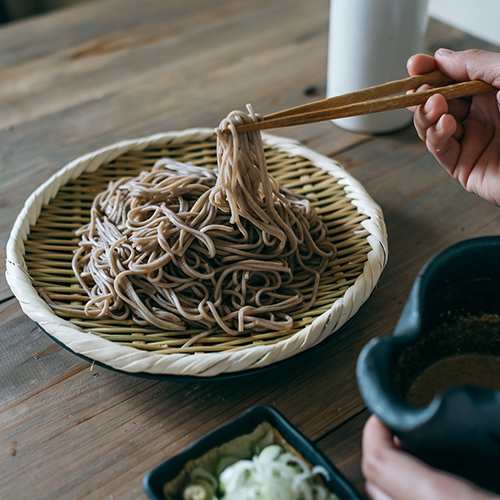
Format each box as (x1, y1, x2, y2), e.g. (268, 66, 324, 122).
(72, 106, 336, 342)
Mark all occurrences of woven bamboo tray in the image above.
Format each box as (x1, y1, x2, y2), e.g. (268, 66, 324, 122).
(6, 129, 387, 377)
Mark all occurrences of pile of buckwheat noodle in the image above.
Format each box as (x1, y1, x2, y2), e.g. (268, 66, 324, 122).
(72, 105, 336, 345)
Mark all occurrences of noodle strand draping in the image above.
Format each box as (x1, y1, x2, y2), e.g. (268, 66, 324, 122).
(72, 107, 336, 341)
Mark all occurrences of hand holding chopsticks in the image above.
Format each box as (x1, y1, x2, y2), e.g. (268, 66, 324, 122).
(236, 70, 495, 133)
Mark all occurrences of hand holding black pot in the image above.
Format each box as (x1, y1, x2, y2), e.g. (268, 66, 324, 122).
(362, 416, 497, 500)
(360, 48, 500, 500)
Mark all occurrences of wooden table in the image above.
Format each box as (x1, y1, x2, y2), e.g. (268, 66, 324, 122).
(0, 1, 498, 498)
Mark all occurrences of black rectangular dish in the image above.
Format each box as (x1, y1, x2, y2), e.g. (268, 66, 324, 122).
(143, 405, 361, 499)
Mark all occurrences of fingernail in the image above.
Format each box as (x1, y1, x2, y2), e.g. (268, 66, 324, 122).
(424, 95, 435, 114)
(436, 48, 454, 57)
(436, 115, 446, 131)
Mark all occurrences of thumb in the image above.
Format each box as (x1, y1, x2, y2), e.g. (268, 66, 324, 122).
(435, 48, 500, 88)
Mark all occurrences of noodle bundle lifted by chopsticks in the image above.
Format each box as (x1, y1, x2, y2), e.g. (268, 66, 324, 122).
(72, 106, 336, 342)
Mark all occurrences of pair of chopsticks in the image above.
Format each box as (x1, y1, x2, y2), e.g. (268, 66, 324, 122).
(236, 71, 494, 133)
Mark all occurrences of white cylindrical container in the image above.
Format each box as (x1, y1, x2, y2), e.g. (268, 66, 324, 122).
(327, 0, 429, 134)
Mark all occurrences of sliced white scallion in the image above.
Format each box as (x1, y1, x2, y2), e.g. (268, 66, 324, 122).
(182, 444, 339, 500)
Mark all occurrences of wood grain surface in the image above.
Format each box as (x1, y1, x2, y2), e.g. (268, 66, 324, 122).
(0, 1, 498, 498)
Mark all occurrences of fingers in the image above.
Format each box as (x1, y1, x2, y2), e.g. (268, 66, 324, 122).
(409, 95, 469, 122)
(406, 55, 437, 113)
(407, 83, 431, 113)
(363, 415, 395, 453)
(435, 48, 500, 88)
(366, 482, 393, 500)
(411, 94, 468, 135)
(406, 53, 472, 119)
(413, 93, 448, 140)
(363, 415, 443, 500)
(362, 415, 495, 500)
(426, 114, 461, 174)
(407, 53, 436, 76)
(363, 415, 396, 460)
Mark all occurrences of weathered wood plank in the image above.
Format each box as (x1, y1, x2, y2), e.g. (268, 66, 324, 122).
(88, 129, 500, 499)
(0, 0, 330, 130)
(0, 0, 369, 301)
(0, 298, 86, 406)
(1, 0, 500, 498)
(1, 15, 496, 302)
(336, 127, 500, 272)
(0, 0, 234, 68)
(317, 410, 369, 496)
(0, 294, 372, 499)
(2, 121, 500, 498)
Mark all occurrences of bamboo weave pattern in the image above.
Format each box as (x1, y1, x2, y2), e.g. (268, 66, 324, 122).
(24, 136, 371, 355)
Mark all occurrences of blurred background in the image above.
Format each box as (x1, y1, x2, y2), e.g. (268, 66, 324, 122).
(1, 0, 498, 47)
(0, 0, 87, 22)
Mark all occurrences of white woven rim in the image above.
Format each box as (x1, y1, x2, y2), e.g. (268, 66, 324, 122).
(6, 129, 388, 377)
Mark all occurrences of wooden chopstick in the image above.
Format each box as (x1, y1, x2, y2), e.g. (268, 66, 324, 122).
(236, 74, 494, 133)
(264, 70, 451, 120)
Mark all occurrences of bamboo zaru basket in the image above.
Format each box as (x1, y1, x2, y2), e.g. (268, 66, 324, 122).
(6, 129, 388, 377)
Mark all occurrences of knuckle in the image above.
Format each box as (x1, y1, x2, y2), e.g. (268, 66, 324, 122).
(422, 474, 453, 499)
(361, 447, 389, 480)
(428, 124, 441, 142)
(414, 113, 427, 140)
(361, 456, 375, 480)
(454, 167, 471, 190)
(426, 137, 439, 153)
(462, 49, 500, 85)
(426, 130, 438, 147)
(463, 48, 484, 58)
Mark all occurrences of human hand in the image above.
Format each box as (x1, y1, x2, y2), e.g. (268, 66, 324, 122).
(407, 49, 500, 205)
(361, 415, 498, 500)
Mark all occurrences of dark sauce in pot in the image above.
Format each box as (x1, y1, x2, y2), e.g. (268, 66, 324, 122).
(394, 314, 500, 407)
(406, 354, 500, 406)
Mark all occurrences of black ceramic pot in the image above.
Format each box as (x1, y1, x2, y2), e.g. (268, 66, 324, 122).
(357, 237, 500, 494)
